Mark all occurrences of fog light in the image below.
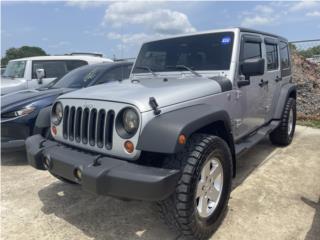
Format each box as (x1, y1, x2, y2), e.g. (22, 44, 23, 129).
(74, 168, 82, 181)
(124, 141, 134, 153)
(51, 126, 57, 136)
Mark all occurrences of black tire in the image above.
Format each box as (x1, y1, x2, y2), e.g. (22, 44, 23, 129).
(270, 98, 296, 146)
(158, 134, 233, 240)
(50, 172, 77, 184)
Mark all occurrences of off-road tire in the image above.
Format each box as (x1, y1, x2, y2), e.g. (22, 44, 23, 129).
(270, 98, 296, 146)
(158, 134, 233, 240)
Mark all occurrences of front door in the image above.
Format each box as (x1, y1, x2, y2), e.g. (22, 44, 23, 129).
(236, 34, 267, 138)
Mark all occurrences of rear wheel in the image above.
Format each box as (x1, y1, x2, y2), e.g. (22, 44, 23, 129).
(158, 134, 232, 240)
(270, 98, 296, 146)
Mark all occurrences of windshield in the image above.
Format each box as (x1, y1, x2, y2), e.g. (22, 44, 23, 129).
(132, 32, 234, 74)
(45, 65, 105, 89)
(2, 60, 27, 78)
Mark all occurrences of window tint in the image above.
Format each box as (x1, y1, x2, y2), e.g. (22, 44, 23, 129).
(32, 61, 67, 79)
(32, 60, 87, 79)
(266, 44, 279, 70)
(3, 60, 26, 78)
(50, 65, 105, 89)
(97, 65, 132, 84)
(242, 42, 261, 61)
(280, 42, 290, 69)
(65, 60, 87, 71)
(133, 32, 234, 73)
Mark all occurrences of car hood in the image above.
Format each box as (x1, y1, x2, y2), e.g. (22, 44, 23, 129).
(1, 88, 73, 113)
(59, 76, 223, 112)
(0, 78, 26, 95)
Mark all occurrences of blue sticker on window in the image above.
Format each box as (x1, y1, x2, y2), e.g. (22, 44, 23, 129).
(221, 36, 231, 45)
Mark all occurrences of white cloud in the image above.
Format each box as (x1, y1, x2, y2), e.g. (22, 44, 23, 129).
(103, 1, 196, 35)
(66, 0, 107, 9)
(254, 5, 274, 14)
(241, 16, 275, 28)
(49, 41, 70, 49)
(289, 0, 318, 12)
(306, 11, 320, 17)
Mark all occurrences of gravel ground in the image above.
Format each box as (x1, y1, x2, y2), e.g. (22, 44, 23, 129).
(1, 125, 320, 240)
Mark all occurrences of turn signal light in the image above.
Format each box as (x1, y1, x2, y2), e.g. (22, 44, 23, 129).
(124, 141, 134, 153)
(178, 134, 187, 145)
(51, 126, 57, 136)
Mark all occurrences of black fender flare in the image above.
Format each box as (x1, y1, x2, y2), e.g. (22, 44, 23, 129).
(136, 104, 233, 154)
(273, 83, 297, 119)
(33, 106, 52, 134)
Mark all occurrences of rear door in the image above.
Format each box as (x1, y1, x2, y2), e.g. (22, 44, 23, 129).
(263, 37, 281, 122)
(237, 34, 267, 136)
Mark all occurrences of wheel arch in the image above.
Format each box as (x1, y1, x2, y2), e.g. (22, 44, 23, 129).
(273, 83, 297, 119)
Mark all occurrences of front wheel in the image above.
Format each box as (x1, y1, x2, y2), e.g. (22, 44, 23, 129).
(158, 134, 233, 240)
(270, 98, 296, 146)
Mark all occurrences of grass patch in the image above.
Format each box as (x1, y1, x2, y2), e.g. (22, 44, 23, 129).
(297, 119, 320, 129)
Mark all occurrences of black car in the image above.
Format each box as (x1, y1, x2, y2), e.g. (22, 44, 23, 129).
(1, 61, 133, 152)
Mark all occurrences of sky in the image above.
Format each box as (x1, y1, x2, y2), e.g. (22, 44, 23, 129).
(2, 0, 320, 59)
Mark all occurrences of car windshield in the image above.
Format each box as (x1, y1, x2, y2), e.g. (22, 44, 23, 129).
(132, 32, 234, 74)
(45, 65, 105, 89)
(2, 60, 27, 78)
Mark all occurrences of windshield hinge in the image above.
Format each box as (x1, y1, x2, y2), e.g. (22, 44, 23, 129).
(149, 97, 161, 115)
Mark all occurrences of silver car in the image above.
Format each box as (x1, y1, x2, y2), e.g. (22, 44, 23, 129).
(26, 27, 296, 239)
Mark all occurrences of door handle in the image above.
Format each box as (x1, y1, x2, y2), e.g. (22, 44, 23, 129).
(275, 76, 282, 82)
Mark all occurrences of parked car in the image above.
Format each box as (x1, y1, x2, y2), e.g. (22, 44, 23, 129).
(1, 67, 5, 76)
(1, 54, 113, 95)
(1, 61, 132, 152)
(26, 28, 296, 239)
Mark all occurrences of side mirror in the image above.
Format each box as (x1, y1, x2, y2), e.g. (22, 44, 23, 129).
(36, 68, 45, 84)
(240, 58, 265, 80)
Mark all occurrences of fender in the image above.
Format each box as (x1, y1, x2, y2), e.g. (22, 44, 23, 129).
(34, 106, 52, 129)
(136, 104, 232, 154)
(273, 83, 297, 119)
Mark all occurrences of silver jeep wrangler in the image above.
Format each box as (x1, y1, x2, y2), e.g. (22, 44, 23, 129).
(27, 27, 296, 239)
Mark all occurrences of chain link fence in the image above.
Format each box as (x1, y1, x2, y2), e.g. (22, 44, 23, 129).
(289, 39, 320, 64)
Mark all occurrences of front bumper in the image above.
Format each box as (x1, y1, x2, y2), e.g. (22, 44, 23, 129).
(26, 135, 180, 201)
(1, 121, 32, 151)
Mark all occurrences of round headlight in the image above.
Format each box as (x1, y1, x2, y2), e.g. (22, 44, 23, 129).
(51, 102, 63, 125)
(116, 107, 139, 138)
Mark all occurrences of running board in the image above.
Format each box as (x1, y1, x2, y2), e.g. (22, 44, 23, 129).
(235, 120, 280, 157)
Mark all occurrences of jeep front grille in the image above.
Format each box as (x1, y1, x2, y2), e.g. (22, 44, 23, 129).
(62, 106, 115, 149)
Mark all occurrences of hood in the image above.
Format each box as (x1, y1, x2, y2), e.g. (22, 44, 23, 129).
(59, 76, 222, 112)
(1, 78, 26, 95)
(1, 88, 73, 113)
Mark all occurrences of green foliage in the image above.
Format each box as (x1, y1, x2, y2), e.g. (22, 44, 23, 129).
(298, 45, 320, 58)
(298, 120, 320, 129)
(1, 46, 47, 66)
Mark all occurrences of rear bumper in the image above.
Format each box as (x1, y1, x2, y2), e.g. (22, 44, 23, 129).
(26, 135, 180, 201)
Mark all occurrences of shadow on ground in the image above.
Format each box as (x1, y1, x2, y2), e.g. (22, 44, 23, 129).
(1, 151, 27, 166)
(302, 196, 320, 240)
(36, 138, 278, 240)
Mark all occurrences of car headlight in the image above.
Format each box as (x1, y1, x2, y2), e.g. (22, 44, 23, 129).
(1, 106, 36, 118)
(51, 101, 63, 125)
(116, 107, 139, 138)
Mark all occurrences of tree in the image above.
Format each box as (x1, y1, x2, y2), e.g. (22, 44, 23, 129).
(298, 45, 320, 58)
(1, 46, 47, 66)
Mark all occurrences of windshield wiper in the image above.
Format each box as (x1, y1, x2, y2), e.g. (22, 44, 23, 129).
(166, 65, 202, 77)
(135, 66, 158, 77)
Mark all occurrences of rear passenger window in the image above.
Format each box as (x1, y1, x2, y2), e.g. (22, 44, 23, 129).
(243, 42, 261, 61)
(280, 42, 290, 69)
(266, 44, 279, 70)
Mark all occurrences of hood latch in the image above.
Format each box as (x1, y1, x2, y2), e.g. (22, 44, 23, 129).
(149, 97, 161, 115)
